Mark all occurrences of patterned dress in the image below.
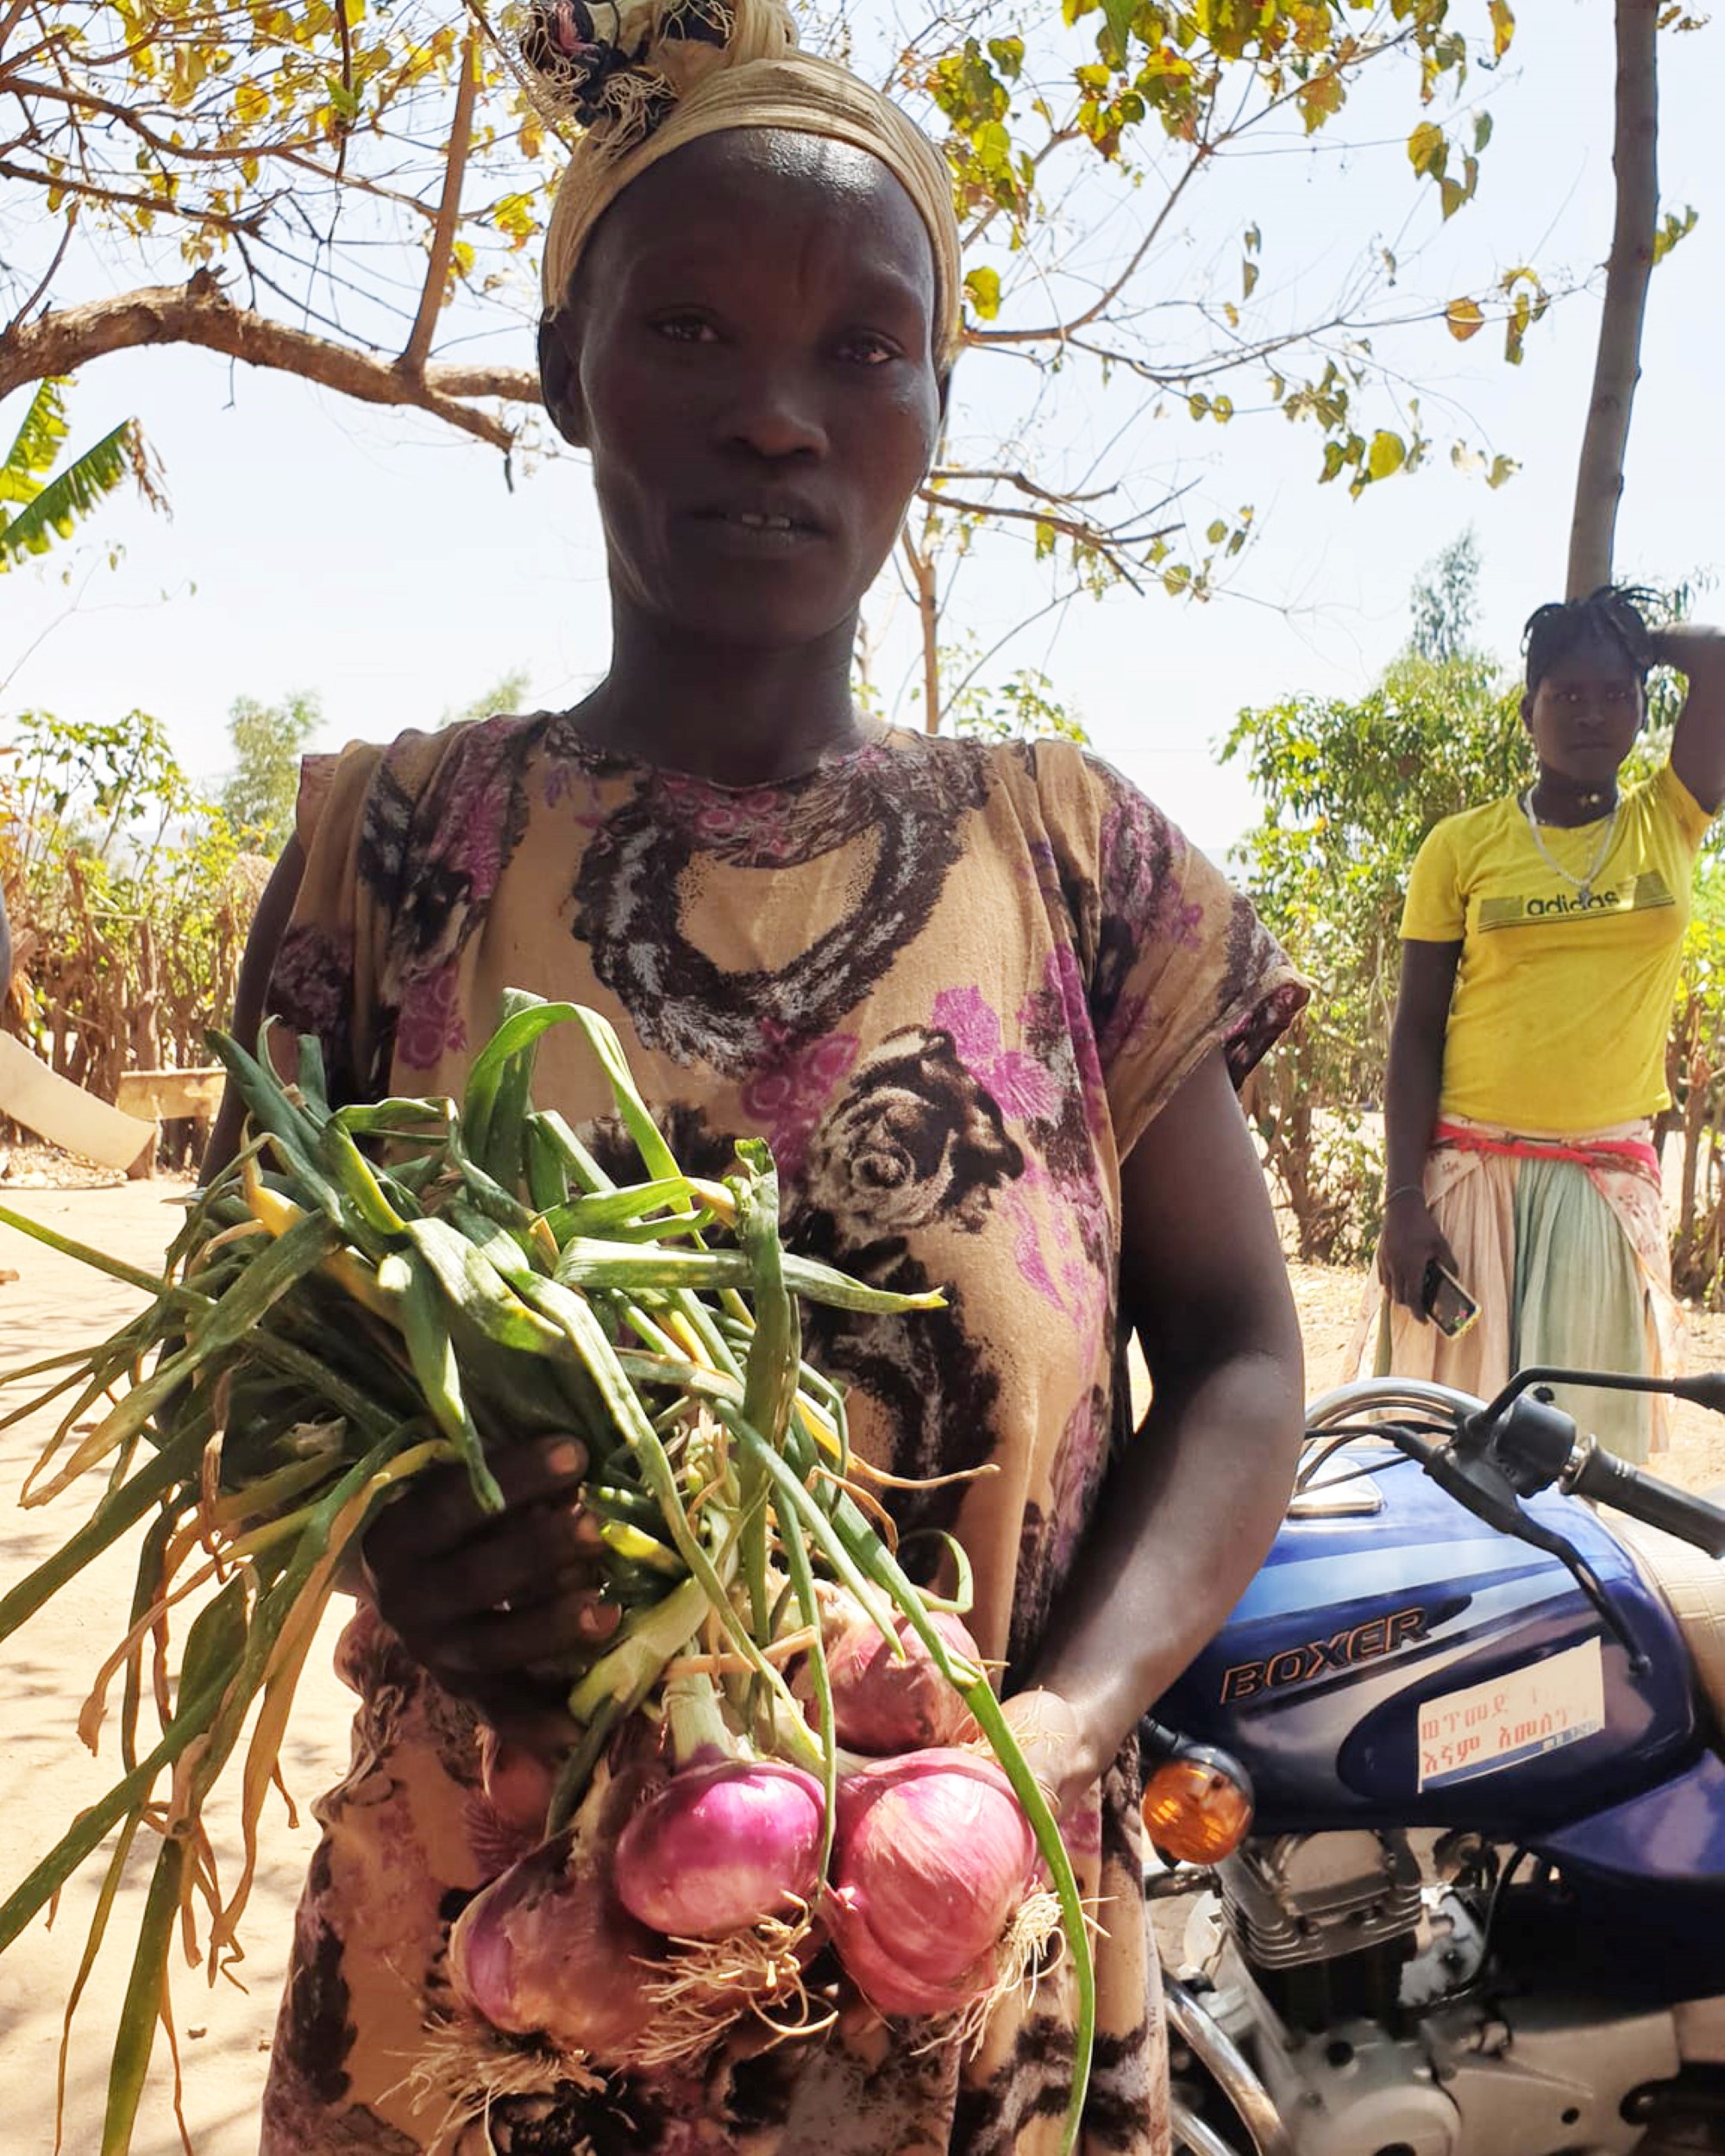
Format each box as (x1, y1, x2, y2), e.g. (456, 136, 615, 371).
(259, 714, 1304, 2156)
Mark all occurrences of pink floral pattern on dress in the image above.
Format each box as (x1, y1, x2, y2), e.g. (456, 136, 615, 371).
(739, 1023, 860, 1176)
(932, 987, 1062, 1125)
(394, 961, 468, 1071)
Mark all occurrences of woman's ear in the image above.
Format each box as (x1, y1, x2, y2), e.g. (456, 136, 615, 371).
(1520, 687, 1535, 732)
(538, 311, 590, 449)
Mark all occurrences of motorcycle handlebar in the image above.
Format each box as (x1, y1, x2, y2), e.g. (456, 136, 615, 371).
(1566, 1440, 1725, 1558)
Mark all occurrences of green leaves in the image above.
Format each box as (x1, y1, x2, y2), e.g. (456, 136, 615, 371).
(0, 383, 155, 573)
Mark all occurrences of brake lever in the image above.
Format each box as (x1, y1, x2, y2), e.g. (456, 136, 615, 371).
(1389, 1425, 1648, 1675)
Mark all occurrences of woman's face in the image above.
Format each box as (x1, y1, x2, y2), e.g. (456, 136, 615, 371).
(543, 130, 945, 651)
(1522, 642, 1646, 789)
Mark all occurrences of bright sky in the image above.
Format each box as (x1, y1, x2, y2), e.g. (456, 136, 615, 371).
(2, 5, 1720, 856)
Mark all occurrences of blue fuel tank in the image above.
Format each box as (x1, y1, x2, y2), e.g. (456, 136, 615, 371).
(1157, 1445, 1698, 1836)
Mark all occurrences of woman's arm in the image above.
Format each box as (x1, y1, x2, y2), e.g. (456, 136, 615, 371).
(1013, 1046, 1303, 1811)
(1377, 937, 1462, 1315)
(1660, 624, 1725, 816)
(202, 836, 306, 1181)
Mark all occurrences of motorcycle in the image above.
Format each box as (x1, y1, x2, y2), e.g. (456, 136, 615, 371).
(1144, 1364, 1725, 2156)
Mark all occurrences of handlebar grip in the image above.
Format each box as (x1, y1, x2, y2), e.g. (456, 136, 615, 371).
(1570, 1442, 1725, 1558)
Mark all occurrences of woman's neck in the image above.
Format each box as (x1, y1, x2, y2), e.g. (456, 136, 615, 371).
(574, 604, 871, 787)
(1527, 768, 1621, 827)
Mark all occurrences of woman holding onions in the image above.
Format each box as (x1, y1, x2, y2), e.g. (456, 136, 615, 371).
(213, 3, 1308, 2147)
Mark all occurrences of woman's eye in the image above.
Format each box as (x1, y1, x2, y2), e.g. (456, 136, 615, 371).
(835, 333, 900, 367)
(653, 316, 718, 345)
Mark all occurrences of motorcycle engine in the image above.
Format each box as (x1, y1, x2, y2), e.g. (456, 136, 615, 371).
(1178, 1831, 1684, 2156)
(1218, 1830, 1427, 2031)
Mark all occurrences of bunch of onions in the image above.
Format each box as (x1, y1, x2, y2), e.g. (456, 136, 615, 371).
(452, 1675, 831, 2069)
(825, 1748, 1052, 2022)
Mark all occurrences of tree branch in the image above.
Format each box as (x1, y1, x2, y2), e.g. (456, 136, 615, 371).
(399, 28, 479, 375)
(1566, 0, 1660, 598)
(900, 523, 943, 735)
(2, 197, 73, 339)
(0, 276, 543, 450)
(0, 155, 275, 235)
(919, 486, 1172, 577)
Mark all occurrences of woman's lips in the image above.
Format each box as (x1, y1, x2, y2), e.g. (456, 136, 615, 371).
(688, 506, 831, 555)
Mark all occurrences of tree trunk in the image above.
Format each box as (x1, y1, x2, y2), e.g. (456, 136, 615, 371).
(1565, 0, 1660, 599)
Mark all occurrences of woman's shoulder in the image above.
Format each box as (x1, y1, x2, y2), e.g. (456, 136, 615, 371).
(884, 727, 1164, 822)
(1416, 793, 1521, 861)
(297, 712, 549, 852)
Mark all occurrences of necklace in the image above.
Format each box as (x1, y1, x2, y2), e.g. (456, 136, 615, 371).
(1519, 787, 1621, 904)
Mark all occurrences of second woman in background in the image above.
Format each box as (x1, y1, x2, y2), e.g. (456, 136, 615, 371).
(1373, 586, 1725, 1459)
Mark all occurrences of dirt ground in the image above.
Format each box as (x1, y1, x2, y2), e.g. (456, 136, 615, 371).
(0, 1180, 353, 2156)
(6, 1182, 1725, 2153)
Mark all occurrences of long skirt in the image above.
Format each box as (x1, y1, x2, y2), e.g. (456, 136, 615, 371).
(1353, 1114, 1680, 1463)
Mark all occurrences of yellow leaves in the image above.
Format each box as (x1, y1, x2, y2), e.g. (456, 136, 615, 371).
(1653, 204, 1700, 265)
(1452, 443, 1520, 491)
(1366, 429, 1405, 482)
(490, 192, 536, 249)
(1407, 121, 1445, 179)
(1295, 69, 1345, 135)
(233, 78, 270, 128)
(1445, 298, 1484, 342)
(518, 113, 545, 161)
(1407, 121, 1478, 221)
(964, 265, 1002, 321)
(1498, 266, 1549, 365)
(1489, 1, 1515, 60)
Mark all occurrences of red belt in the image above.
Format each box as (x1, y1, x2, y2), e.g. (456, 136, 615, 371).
(1432, 1119, 1661, 1178)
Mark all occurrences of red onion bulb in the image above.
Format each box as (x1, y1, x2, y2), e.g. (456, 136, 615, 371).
(448, 1827, 660, 2062)
(825, 1748, 1038, 2020)
(817, 1608, 983, 1755)
(613, 1757, 826, 1941)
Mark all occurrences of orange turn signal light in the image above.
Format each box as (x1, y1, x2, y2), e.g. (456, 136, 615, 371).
(1140, 1750, 1254, 1864)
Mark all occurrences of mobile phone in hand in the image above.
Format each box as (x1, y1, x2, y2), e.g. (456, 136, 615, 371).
(1421, 1258, 1479, 1339)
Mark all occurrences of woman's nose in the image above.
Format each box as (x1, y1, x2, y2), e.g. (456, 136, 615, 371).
(724, 373, 828, 461)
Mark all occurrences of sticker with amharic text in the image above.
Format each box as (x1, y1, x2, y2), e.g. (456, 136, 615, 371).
(1417, 1639, 1605, 1789)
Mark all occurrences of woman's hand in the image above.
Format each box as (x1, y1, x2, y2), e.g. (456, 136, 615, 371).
(1377, 1189, 1456, 1318)
(363, 1434, 619, 1752)
(1000, 1686, 1091, 1823)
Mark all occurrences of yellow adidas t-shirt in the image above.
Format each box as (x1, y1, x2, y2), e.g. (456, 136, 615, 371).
(1401, 763, 1713, 1133)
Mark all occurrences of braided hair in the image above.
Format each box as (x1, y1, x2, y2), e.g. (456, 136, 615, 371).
(1522, 586, 1657, 693)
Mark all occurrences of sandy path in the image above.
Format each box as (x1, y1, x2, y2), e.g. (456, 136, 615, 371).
(0, 1184, 353, 2156)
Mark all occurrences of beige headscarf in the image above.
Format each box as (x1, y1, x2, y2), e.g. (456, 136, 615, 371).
(529, 0, 963, 367)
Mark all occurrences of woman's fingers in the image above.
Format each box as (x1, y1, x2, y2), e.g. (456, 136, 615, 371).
(361, 1431, 623, 1717)
(410, 1501, 605, 1624)
(425, 1578, 622, 1680)
(1382, 1205, 1446, 1317)
(367, 1434, 589, 1571)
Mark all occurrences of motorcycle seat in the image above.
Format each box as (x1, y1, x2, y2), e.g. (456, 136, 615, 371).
(1609, 1498, 1725, 1732)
